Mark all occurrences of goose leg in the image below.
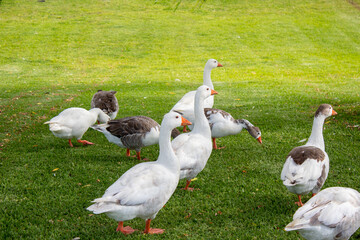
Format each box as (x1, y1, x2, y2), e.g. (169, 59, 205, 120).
(126, 149, 130, 157)
(77, 139, 94, 145)
(136, 151, 149, 161)
(183, 180, 194, 191)
(182, 126, 188, 132)
(212, 138, 225, 149)
(116, 221, 135, 235)
(68, 139, 73, 147)
(295, 195, 304, 206)
(144, 219, 164, 234)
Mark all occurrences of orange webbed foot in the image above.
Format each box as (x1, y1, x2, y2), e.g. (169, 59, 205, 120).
(77, 139, 94, 145)
(145, 228, 165, 234)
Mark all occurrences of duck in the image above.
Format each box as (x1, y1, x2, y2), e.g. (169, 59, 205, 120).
(204, 108, 262, 149)
(281, 104, 337, 206)
(44, 107, 110, 147)
(171, 85, 218, 190)
(285, 187, 360, 240)
(171, 59, 222, 132)
(87, 111, 191, 235)
(91, 90, 119, 120)
(91, 116, 180, 160)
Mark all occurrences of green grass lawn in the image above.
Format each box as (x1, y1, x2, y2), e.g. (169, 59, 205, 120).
(1, 0, 359, 239)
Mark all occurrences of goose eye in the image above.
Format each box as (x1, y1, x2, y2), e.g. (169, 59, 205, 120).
(175, 116, 179, 119)
(206, 88, 209, 90)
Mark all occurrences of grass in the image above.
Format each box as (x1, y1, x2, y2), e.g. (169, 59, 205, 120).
(1, 0, 360, 239)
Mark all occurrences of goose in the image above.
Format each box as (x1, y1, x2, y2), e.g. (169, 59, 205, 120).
(171, 59, 222, 132)
(281, 104, 337, 206)
(204, 108, 262, 149)
(44, 107, 110, 147)
(91, 116, 180, 160)
(172, 85, 218, 190)
(87, 112, 191, 235)
(285, 187, 360, 240)
(91, 90, 119, 120)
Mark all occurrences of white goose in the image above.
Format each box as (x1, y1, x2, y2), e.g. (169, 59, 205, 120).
(285, 187, 360, 240)
(171, 59, 222, 132)
(87, 112, 191, 235)
(204, 108, 262, 149)
(91, 116, 180, 160)
(172, 85, 218, 190)
(91, 90, 119, 120)
(281, 104, 337, 206)
(44, 107, 110, 147)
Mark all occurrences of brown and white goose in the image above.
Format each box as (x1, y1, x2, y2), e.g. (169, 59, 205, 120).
(91, 90, 119, 120)
(285, 187, 360, 240)
(281, 104, 337, 206)
(204, 108, 262, 149)
(91, 116, 180, 160)
(171, 59, 222, 132)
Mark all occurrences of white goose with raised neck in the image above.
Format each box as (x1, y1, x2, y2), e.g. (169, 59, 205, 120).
(157, 113, 183, 173)
(192, 85, 217, 137)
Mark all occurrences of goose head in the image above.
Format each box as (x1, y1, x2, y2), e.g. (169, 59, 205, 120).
(162, 111, 192, 130)
(196, 85, 218, 100)
(315, 104, 337, 119)
(247, 126, 262, 144)
(205, 59, 223, 69)
(92, 108, 111, 123)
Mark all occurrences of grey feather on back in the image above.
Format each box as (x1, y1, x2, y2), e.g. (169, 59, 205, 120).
(106, 116, 160, 150)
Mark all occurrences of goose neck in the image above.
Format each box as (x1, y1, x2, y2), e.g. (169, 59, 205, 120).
(193, 94, 211, 137)
(203, 67, 214, 88)
(306, 116, 325, 150)
(158, 125, 179, 172)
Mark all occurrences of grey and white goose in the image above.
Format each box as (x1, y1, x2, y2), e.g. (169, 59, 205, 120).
(204, 108, 262, 149)
(281, 104, 337, 206)
(92, 116, 180, 160)
(285, 187, 360, 240)
(91, 90, 119, 120)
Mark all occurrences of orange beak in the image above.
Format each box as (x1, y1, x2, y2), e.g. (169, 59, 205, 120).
(211, 89, 218, 95)
(181, 117, 192, 126)
(257, 136, 262, 144)
(217, 63, 223, 67)
(332, 109, 337, 116)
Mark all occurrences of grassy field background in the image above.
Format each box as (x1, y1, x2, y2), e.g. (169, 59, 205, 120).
(1, 0, 359, 239)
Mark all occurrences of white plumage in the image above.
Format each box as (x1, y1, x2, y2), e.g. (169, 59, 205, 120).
(171, 85, 218, 190)
(171, 59, 222, 131)
(44, 107, 110, 147)
(285, 187, 360, 240)
(87, 112, 191, 235)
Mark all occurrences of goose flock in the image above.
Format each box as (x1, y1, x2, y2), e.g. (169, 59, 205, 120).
(45, 59, 359, 239)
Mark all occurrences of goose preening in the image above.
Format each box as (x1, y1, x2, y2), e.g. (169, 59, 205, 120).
(285, 187, 360, 240)
(87, 112, 191, 235)
(204, 108, 262, 149)
(91, 90, 119, 120)
(172, 85, 218, 190)
(44, 107, 110, 147)
(281, 104, 337, 206)
(91, 116, 180, 160)
(171, 59, 222, 132)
